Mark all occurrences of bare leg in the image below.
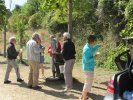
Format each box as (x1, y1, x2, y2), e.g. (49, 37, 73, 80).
(81, 91, 88, 100)
(40, 63, 44, 76)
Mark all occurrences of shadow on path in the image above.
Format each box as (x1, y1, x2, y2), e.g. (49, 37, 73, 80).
(89, 93, 104, 100)
(100, 81, 108, 86)
(9, 78, 106, 99)
(9, 81, 78, 99)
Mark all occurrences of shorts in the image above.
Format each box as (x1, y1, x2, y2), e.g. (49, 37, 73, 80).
(82, 71, 94, 92)
(40, 56, 44, 63)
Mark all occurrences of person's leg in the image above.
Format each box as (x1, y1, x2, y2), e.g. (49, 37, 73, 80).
(32, 61, 39, 87)
(28, 61, 33, 86)
(59, 65, 64, 79)
(54, 62, 60, 77)
(4, 61, 13, 82)
(81, 71, 94, 100)
(40, 63, 44, 76)
(59, 65, 64, 74)
(51, 57, 56, 78)
(81, 91, 88, 100)
(64, 59, 75, 90)
(69, 59, 75, 88)
(10, 60, 20, 79)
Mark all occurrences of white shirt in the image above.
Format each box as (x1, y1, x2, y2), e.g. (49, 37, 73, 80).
(26, 39, 42, 62)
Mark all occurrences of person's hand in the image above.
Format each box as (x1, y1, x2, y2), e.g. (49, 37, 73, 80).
(95, 52, 100, 58)
(37, 38, 41, 45)
(19, 49, 23, 54)
(18, 49, 22, 57)
(41, 46, 45, 51)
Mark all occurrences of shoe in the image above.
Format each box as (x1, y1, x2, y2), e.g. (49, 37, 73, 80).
(17, 78, 24, 82)
(27, 85, 32, 89)
(4, 80, 11, 84)
(32, 86, 42, 90)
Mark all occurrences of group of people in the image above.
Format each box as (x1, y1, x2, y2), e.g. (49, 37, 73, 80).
(3, 31, 101, 100)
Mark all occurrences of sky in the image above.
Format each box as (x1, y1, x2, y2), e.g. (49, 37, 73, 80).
(4, 0, 27, 10)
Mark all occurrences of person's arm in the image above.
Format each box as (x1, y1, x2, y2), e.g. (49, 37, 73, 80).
(26, 42, 29, 59)
(62, 42, 67, 59)
(71, 42, 76, 55)
(43, 45, 45, 50)
(92, 44, 100, 52)
(33, 42, 42, 54)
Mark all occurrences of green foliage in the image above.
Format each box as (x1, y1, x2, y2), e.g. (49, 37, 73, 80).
(22, 0, 40, 16)
(28, 12, 42, 29)
(125, 0, 133, 20)
(15, 15, 27, 48)
(73, 0, 97, 18)
(6, 0, 133, 70)
(0, 0, 8, 29)
(16, 31, 30, 47)
(8, 7, 28, 32)
(120, 21, 133, 37)
(0, 0, 6, 16)
(120, 0, 133, 37)
(96, 43, 128, 70)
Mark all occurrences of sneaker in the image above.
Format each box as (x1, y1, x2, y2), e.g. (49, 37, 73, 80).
(4, 80, 11, 84)
(32, 86, 42, 90)
(17, 78, 24, 82)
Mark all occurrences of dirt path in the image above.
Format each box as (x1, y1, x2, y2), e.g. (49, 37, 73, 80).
(0, 57, 116, 100)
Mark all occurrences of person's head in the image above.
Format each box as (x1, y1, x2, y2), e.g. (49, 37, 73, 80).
(87, 34, 97, 45)
(37, 38, 41, 44)
(50, 34, 56, 40)
(63, 32, 70, 40)
(32, 32, 40, 43)
(9, 37, 16, 44)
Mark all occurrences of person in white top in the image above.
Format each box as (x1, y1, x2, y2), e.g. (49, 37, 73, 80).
(26, 32, 44, 89)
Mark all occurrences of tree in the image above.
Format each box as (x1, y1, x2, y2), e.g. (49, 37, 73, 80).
(68, 0, 72, 38)
(0, 0, 8, 57)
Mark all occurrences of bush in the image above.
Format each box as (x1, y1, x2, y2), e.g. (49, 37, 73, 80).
(96, 44, 128, 70)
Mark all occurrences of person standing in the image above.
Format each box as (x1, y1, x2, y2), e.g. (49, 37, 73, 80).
(39, 40, 45, 77)
(4, 37, 24, 84)
(62, 32, 76, 92)
(81, 35, 100, 100)
(26, 32, 44, 89)
(48, 34, 60, 78)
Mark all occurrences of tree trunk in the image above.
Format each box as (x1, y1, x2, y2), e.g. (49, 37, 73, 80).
(3, 24, 6, 57)
(111, 17, 127, 46)
(68, 0, 72, 39)
(19, 32, 23, 63)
